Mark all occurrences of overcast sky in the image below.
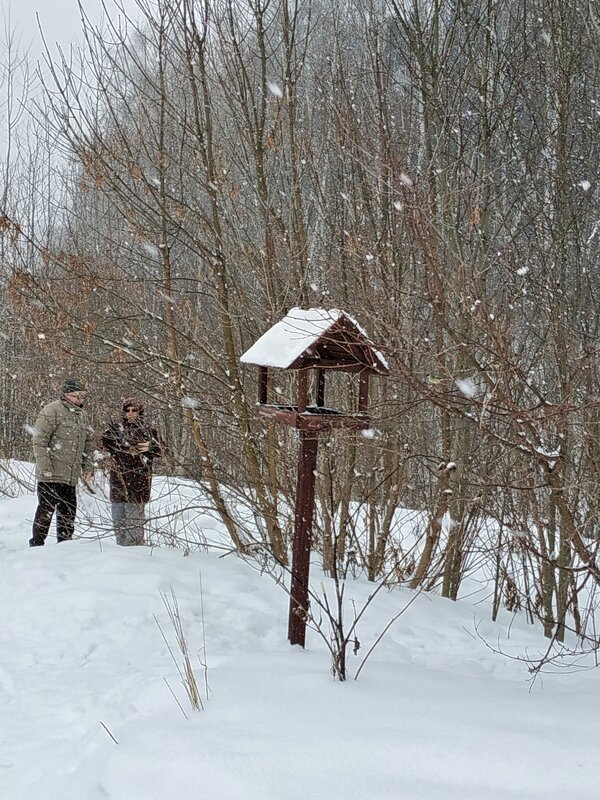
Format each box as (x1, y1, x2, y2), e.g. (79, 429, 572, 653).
(1, 0, 138, 60)
(0, 0, 140, 157)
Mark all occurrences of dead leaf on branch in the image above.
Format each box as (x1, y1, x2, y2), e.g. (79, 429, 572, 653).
(0, 214, 22, 244)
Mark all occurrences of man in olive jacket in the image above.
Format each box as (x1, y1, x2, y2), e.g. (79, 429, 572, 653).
(29, 378, 96, 546)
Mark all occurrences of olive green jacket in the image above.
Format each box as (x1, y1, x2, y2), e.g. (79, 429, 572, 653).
(33, 399, 95, 486)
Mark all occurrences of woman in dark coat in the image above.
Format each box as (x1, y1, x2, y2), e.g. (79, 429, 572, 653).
(101, 398, 161, 545)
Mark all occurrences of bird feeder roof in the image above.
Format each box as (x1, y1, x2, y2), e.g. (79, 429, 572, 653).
(240, 307, 389, 373)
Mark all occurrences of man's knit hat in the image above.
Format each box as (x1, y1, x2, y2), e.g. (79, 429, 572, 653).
(62, 378, 86, 394)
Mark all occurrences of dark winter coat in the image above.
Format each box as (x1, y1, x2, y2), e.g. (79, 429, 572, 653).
(33, 398, 95, 486)
(101, 403, 161, 504)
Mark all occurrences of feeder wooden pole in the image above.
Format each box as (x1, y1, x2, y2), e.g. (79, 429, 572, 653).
(259, 366, 268, 404)
(288, 429, 320, 647)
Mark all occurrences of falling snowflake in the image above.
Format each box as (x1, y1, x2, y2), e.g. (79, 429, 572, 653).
(267, 82, 283, 99)
(455, 378, 477, 398)
(142, 242, 159, 257)
(181, 396, 199, 409)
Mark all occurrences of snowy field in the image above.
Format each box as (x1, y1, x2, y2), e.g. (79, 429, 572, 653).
(1, 465, 599, 800)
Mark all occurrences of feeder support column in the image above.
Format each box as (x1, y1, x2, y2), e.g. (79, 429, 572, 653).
(288, 429, 320, 647)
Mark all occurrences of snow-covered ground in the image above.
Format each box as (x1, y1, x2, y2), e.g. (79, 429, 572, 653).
(1, 466, 598, 800)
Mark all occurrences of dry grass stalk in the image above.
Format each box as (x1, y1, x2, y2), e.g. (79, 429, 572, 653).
(155, 588, 204, 711)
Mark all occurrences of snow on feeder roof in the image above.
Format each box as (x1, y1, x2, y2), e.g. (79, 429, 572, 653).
(240, 307, 388, 374)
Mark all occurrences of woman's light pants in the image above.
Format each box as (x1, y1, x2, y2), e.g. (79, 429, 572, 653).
(111, 502, 146, 546)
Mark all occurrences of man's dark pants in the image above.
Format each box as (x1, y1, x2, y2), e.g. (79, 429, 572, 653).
(30, 482, 77, 546)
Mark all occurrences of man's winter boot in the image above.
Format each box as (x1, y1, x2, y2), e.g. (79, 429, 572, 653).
(29, 536, 45, 547)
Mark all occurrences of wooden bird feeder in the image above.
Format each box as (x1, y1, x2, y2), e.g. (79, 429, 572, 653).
(241, 308, 389, 647)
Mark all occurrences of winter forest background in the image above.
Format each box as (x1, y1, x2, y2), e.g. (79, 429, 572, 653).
(2, 0, 600, 670)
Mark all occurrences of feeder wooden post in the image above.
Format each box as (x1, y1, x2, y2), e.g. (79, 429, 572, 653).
(259, 366, 268, 404)
(288, 429, 320, 647)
